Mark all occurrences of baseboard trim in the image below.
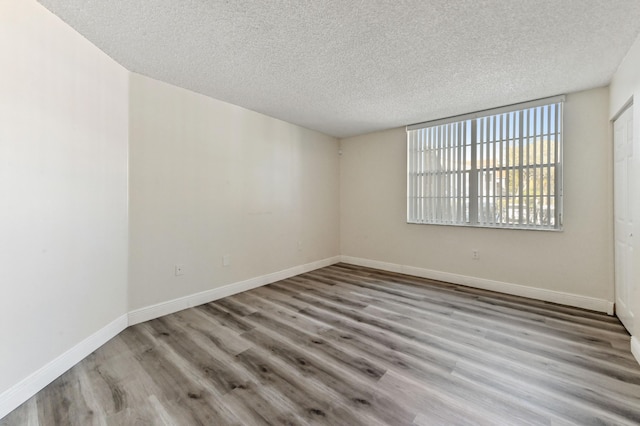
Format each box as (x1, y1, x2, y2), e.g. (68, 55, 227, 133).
(0, 314, 128, 420)
(340, 256, 614, 314)
(128, 256, 341, 325)
(631, 336, 640, 366)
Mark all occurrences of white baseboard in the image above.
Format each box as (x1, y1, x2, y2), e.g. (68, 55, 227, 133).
(631, 336, 640, 366)
(340, 256, 614, 314)
(0, 314, 128, 420)
(128, 256, 341, 325)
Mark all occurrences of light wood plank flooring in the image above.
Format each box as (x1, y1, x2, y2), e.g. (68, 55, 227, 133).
(3, 264, 640, 425)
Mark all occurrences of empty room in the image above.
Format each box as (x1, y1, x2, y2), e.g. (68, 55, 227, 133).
(2, 0, 640, 424)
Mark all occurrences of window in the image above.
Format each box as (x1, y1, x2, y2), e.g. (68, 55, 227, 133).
(407, 96, 563, 230)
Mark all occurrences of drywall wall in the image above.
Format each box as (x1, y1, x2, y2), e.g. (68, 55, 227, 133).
(610, 33, 640, 339)
(340, 87, 613, 306)
(128, 73, 340, 310)
(0, 0, 129, 398)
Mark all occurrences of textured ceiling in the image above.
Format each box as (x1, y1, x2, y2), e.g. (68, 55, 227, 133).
(38, 0, 640, 138)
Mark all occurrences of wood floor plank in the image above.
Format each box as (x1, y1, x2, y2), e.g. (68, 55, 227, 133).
(287, 284, 640, 423)
(377, 371, 526, 426)
(0, 397, 39, 426)
(304, 307, 558, 424)
(239, 327, 414, 426)
(219, 380, 308, 426)
(172, 308, 253, 356)
(118, 325, 237, 425)
(309, 268, 630, 350)
(233, 347, 376, 426)
(312, 270, 635, 362)
(354, 289, 639, 370)
(451, 361, 638, 426)
(3, 263, 640, 425)
(357, 302, 640, 392)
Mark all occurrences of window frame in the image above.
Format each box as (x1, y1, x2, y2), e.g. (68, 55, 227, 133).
(406, 95, 564, 231)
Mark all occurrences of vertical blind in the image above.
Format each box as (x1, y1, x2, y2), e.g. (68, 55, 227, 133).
(407, 96, 564, 230)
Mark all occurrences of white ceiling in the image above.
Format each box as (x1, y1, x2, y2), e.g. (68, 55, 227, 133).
(38, 0, 640, 138)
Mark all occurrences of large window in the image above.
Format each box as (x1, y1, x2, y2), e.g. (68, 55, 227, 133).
(407, 96, 563, 230)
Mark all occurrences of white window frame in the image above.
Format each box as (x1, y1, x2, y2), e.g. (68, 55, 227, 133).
(406, 95, 564, 230)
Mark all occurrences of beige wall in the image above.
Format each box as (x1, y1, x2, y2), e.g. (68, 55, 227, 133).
(340, 87, 613, 303)
(0, 1, 129, 395)
(128, 73, 340, 310)
(610, 33, 640, 337)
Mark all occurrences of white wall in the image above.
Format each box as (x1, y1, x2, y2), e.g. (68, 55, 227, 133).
(610, 33, 640, 340)
(340, 87, 613, 308)
(128, 73, 340, 311)
(0, 0, 129, 398)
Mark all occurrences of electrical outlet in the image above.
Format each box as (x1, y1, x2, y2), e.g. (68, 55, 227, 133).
(222, 255, 231, 267)
(472, 249, 480, 260)
(297, 241, 303, 251)
(175, 264, 185, 276)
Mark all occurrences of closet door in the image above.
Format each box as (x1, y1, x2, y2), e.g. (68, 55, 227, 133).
(614, 104, 635, 333)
